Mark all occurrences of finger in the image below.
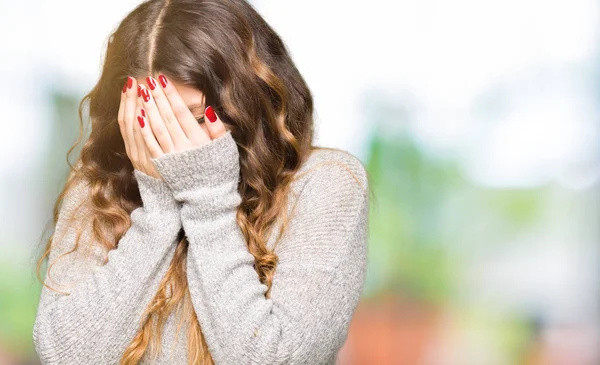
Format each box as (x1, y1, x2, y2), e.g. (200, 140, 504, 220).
(139, 84, 175, 153)
(133, 104, 149, 171)
(124, 76, 139, 163)
(136, 107, 164, 159)
(133, 95, 150, 166)
(144, 76, 188, 149)
(157, 74, 209, 146)
(117, 79, 130, 158)
(204, 105, 228, 140)
(142, 138, 160, 178)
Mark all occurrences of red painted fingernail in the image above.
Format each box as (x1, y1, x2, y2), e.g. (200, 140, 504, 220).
(141, 87, 150, 102)
(205, 106, 217, 123)
(137, 85, 142, 97)
(158, 74, 168, 88)
(141, 108, 146, 117)
(137, 115, 145, 128)
(122, 81, 127, 93)
(146, 76, 156, 90)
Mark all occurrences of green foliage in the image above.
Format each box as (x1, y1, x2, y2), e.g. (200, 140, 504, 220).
(362, 129, 546, 305)
(364, 131, 463, 302)
(0, 261, 41, 359)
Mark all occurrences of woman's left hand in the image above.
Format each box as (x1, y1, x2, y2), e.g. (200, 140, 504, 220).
(136, 74, 228, 162)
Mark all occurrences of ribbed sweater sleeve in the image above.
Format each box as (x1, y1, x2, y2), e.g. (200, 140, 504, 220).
(33, 169, 183, 364)
(152, 131, 370, 365)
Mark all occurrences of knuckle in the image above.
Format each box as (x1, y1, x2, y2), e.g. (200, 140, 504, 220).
(154, 128, 166, 139)
(215, 129, 227, 139)
(139, 127, 150, 137)
(164, 113, 178, 125)
(173, 104, 188, 116)
(152, 91, 164, 101)
(142, 125, 154, 137)
(162, 87, 173, 98)
(148, 148, 158, 159)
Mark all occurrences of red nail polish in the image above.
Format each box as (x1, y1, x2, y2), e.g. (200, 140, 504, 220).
(205, 106, 217, 123)
(122, 81, 127, 93)
(146, 76, 156, 90)
(141, 108, 146, 117)
(137, 115, 145, 128)
(141, 87, 150, 102)
(137, 85, 142, 97)
(158, 74, 168, 88)
(127, 76, 133, 89)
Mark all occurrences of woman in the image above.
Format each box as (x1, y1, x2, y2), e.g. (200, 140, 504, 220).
(33, 0, 371, 364)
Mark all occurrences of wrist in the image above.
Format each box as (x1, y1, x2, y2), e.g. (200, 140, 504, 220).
(151, 131, 240, 196)
(133, 169, 180, 212)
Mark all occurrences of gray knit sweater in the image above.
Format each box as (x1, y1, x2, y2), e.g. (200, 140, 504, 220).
(33, 131, 370, 365)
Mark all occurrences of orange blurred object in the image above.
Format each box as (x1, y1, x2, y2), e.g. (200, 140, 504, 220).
(338, 294, 441, 365)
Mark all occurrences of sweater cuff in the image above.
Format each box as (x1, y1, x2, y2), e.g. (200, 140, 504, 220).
(133, 169, 180, 212)
(150, 131, 240, 194)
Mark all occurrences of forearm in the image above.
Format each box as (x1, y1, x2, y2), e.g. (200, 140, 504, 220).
(33, 171, 183, 364)
(152, 131, 369, 364)
(178, 182, 287, 364)
(179, 187, 366, 364)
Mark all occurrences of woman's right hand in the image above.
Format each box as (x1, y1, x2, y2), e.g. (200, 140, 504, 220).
(118, 76, 161, 179)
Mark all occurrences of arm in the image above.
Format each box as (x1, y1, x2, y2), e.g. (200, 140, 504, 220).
(152, 131, 370, 365)
(33, 169, 183, 364)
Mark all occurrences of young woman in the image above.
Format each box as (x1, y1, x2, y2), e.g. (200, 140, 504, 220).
(33, 0, 371, 364)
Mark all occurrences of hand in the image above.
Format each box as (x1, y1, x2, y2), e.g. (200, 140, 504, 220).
(135, 74, 228, 168)
(117, 76, 161, 179)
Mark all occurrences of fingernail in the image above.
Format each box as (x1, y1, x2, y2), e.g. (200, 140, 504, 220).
(141, 108, 146, 117)
(122, 81, 127, 93)
(137, 115, 145, 128)
(141, 87, 150, 102)
(146, 76, 156, 90)
(127, 76, 133, 89)
(137, 85, 142, 97)
(205, 106, 217, 123)
(158, 74, 168, 88)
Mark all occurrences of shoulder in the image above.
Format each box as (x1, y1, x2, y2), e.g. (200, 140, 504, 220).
(273, 148, 370, 267)
(292, 147, 369, 200)
(55, 167, 96, 229)
(286, 147, 370, 230)
(61, 178, 92, 215)
(45, 175, 106, 292)
(58, 161, 92, 216)
(52, 172, 106, 262)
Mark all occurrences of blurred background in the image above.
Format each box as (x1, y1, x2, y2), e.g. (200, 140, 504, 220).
(1, 0, 599, 364)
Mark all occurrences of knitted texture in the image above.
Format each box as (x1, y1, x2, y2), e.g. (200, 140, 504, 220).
(33, 130, 370, 365)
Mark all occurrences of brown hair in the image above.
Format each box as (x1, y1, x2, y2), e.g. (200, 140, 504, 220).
(36, 0, 369, 364)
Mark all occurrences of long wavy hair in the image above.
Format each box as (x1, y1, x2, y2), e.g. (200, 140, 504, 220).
(36, 0, 369, 364)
